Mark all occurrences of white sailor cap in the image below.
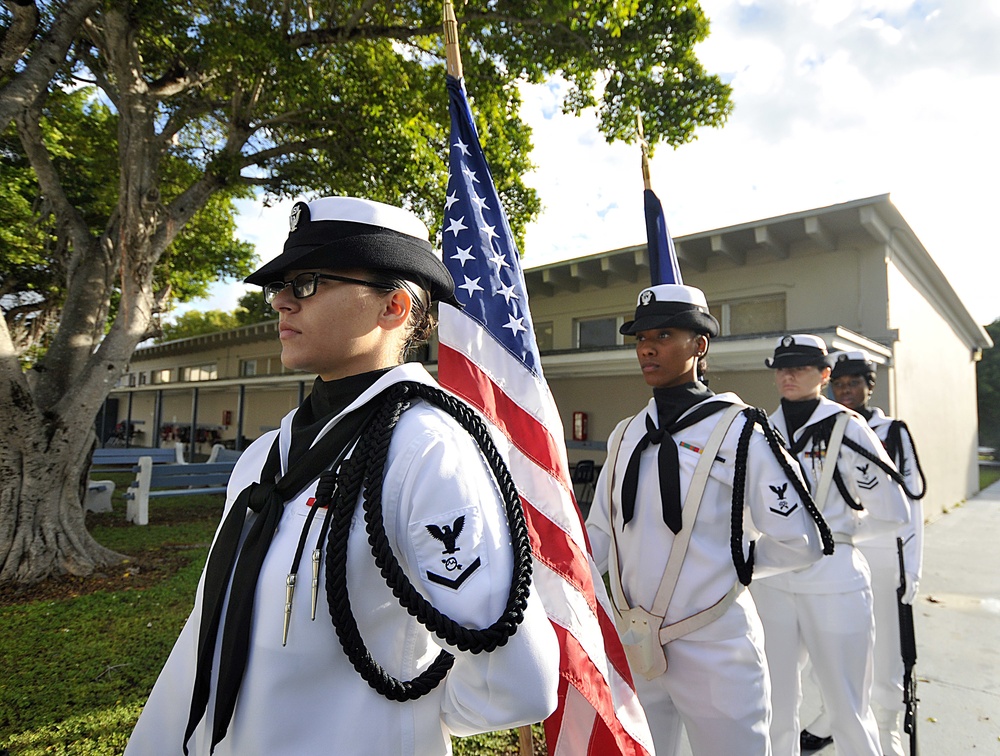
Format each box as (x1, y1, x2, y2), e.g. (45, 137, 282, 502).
(765, 334, 834, 369)
(619, 284, 720, 337)
(245, 197, 456, 303)
(831, 350, 877, 379)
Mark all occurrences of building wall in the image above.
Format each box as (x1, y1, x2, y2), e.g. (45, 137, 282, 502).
(886, 257, 980, 513)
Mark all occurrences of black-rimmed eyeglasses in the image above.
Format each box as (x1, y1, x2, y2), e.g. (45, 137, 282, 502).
(262, 272, 397, 304)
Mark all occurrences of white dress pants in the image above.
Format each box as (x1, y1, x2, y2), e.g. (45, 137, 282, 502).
(751, 579, 881, 756)
(804, 545, 907, 755)
(632, 616, 772, 756)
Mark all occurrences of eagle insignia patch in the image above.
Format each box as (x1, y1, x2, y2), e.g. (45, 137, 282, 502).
(412, 507, 486, 592)
(855, 462, 879, 490)
(762, 479, 799, 517)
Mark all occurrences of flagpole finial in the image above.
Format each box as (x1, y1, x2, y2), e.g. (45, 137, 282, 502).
(444, 0, 464, 79)
(637, 114, 652, 191)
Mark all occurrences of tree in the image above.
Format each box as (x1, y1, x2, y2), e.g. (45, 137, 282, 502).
(157, 310, 240, 342)
(977, 319, 1000, 452)
(0, 0, 731, 586)
(235, 290, 277, 327)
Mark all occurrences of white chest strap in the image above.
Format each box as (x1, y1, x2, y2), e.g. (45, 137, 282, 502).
(606, 403, 746, 640)
(813, 412, 851, 513)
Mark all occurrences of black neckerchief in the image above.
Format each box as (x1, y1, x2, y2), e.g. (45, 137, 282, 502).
(653, 380, 715, 427)
(781, 397, 820, 443)
(857, 406, 873, 421)
(289, 368, 392, 459)
(620, 382, 725, 531)
(185, 376, 382, 754)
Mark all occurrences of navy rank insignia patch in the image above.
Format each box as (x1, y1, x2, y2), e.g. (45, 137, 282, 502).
(763, 480, 799, 517)
(412, 507, 486, 592)
(855, 462, 879, 490)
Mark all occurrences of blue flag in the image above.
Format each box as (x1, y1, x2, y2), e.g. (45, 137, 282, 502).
(644, 187, 683, 286)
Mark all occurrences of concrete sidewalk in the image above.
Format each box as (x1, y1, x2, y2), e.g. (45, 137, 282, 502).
(679, 481, 1000, 754)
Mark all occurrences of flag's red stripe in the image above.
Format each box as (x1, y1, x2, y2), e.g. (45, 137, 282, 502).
(550, 625, 649, 755)
(438, 343, 570, 483)
(522, 497, 634, 684)
(543, 676, 570, 749)
(439, 342, 646, 754)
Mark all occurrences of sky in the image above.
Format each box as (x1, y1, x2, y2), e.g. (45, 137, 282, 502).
(188, 0, 1000, 328)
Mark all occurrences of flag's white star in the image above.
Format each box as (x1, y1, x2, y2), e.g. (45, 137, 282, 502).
(496, 281, 519, 304)
(462, 165, 480, 184)
(480, 222, 499, 242)
(444, 191, 459, 211)
(488, 250, 509, 273)
(470, 193, 490, 211)
(453, 138, 470, 156)
(446, 216, 468, 236)
(459, 276, 484, 297)
(502, 314, 527, 336)
(451, 246, 474, 266)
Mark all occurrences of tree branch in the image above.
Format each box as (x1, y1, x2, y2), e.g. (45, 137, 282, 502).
(0, 0, 39, 77)
(14, 100, 95, 278)
(0, 0, 100, 134)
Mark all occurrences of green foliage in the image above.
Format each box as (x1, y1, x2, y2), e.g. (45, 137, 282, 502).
(235, 290, 277, 326)
(0, 89, 255, 354)
(3, 0, 731, 356)
(977, 319, 1000, 450)
(157, 309, 240, 342)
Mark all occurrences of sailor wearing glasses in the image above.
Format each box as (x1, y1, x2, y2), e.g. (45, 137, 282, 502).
(126, 197, 558, 755)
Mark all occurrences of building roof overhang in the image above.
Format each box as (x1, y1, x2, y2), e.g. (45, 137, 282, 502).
(523, 194, 992, 352)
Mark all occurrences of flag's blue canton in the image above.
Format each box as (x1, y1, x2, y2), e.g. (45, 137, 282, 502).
(443, 76, 540, 375)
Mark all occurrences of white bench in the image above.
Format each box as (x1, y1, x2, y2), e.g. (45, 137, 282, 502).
(124, 458, 237, 525)
(85, 480, 116, 513)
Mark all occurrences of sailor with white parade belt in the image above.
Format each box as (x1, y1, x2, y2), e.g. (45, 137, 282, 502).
(125, 197, 559, 755)
(585, 285, 829, 756)
(800, 350, 927, 755)
(750, 335, 910, 756)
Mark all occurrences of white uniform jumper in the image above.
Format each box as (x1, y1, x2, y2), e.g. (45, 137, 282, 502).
(805, 407, 924, 756)
(586, 393, 823, 756)
(126, 363, 559, 755)
(751, 397, 909, 756)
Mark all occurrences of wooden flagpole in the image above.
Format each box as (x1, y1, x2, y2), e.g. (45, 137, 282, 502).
(637, 113, 653, 191)
(442, 3, 533, 754)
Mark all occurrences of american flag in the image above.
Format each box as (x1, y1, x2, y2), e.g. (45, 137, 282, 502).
(437, 74, 653, 756)
(644, 185, 683, 286)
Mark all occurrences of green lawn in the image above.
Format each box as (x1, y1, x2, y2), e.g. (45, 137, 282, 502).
(980, 465, 1000, 490)
(0, 478, 541, 755)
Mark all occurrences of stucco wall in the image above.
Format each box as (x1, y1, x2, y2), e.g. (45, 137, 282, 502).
(885, 257, 981, 515)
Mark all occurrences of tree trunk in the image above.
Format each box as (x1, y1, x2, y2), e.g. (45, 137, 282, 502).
(0, 388, 124, 585)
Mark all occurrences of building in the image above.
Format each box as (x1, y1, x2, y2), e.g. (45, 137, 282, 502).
(105, 195, 992, 519)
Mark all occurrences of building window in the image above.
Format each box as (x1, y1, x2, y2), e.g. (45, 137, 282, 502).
(138, 371, 148, 385)
(534, 321, 554, 352)
(709, 294, 786, 336)
(151, 368, 173, 384)
(575, 315, 625, 349)
(181, 363, 218, 382)
(127, 373, 137, 387)
(240, 359, 257, 377)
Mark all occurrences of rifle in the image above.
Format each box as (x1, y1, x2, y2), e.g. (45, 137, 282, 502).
(897, 537, 919, 755)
